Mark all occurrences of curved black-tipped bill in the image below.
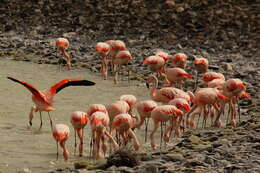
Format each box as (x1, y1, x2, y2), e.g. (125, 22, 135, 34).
(146, 82, 149, 89)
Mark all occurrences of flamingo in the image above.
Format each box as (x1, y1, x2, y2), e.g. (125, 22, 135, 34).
(95, 42, 111, 80)
(70, 111, 89, 156)
(119, 94, 137, 116)
(202, 72, 225, 86)
(113, 50, 133, 84)
(135, 100, 158, 142)
(56, 38, 71, 70)
(7, 77, 95, 130)
(171, 53, 188, 69)
(146, 75, 194, 104)
(87, 104, 108, 117)
(150, 105, 183, 150)
(163, 67, 193, 88)
(193, 57, 209, 91)
(105, 40, 127, 72)
(106, 100, 130, 125)
(143, 55, 166, 78)
(155, 51, 171, 62)
(52, 124, 70, 161)
(168, 98, 191, 134)
(215, 78, 250, 127)
(111, 113, 140, 151)
(90, 111, 119, 160)
(186, 88, 228, 129)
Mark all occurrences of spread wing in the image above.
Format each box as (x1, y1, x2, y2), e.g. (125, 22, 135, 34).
(7, 77, 46, 102)
(50, 78, 96, 94)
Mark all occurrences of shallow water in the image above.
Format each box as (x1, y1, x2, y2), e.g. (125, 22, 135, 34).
(0, 59, 151, 172)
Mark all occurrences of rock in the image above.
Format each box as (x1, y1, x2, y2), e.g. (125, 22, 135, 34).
(144, 163, 159, 173)
(222, 63, 233, 71)
(163, 153, 184, 162)
(74, 160, 106, 170)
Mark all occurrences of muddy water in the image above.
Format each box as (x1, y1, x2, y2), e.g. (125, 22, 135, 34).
(0, 59, 152, 172)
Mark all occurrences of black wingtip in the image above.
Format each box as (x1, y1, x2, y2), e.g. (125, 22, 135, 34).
(29, 121, 32, 126)
(83, 80, 96, 86)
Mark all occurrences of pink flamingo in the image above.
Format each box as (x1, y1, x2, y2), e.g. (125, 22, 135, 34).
(106, 100, 130, 124)
(56, 38, 71, 70)
(90, 111, 119, 160)
(207, 79, 226, 91)
(146, 75, 193, 104)
(7, 77, 95, 130)
(113, 50, 133, 84)
(171, 53, 188, 69)
(119, 94, 137, 116)
(155, 51, 171, 62)
(186, 88, 228, 129)
(70, 111, 89, 156)
(105, 40, 127, 72)
(95, 42, 111, 80)
(52, 124, 70, 161)
(136, 100, 158, 142)
(150, 105, 183, 150)
(168, 98, 191, 134)
(143, 55, 166, 78)
(111, 113, 140, 151)
(193, 57, 209, 91)
(87, 104, 108, 117)
(215, 79, 250, 127)
(203, 72, 225, 86)
(163, 67, 193, 88)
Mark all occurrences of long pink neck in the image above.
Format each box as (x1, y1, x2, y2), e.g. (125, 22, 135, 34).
(150, 76, 160, 101)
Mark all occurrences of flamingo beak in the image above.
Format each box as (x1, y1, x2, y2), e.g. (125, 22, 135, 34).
(146, 82, 150, 89)
(29, 121, 32, 126)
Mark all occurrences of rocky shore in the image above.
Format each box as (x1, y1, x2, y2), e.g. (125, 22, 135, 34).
(47, 116, 260, 173)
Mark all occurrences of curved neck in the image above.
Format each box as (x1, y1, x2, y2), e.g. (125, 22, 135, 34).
(150, 75, 159, 101)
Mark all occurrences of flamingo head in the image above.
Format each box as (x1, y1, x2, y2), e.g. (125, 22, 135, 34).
(146, 75, 157, 88)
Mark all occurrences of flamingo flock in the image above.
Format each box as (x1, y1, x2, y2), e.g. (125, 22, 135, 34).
(6, 37, 251, 162)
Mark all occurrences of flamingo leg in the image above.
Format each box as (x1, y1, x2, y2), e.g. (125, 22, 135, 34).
(39, 111, 43, 130)
(144, 118, 149, 143)
(56, 140, 59, 161)
(48, 112, 53, 130)
(79, 129, 84, 157)
(60, 140, 69, 161)
(160, 122, 163, 150)
(194, 71, 199, 92)
(74, 129, 77, 156)
(150, 120, 159, 150)
(128, 129, 140, 151)
(196, 112, 201, 129)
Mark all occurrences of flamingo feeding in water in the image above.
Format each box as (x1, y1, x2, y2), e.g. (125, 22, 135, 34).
(136, 100, 157, 142)
(90, 111, 119, 160)
(56, 38, 71, 70)
(150, 105, 183, 150)
(52, 124, 70, 161)
(70, 111, 89, 156)
(7, 77, 95, 130)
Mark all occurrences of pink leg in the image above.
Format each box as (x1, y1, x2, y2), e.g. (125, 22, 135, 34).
(150, 120, 159, 150)
(77, 129, 84, 157)
(60, 140, 69, 161)
(128, 129, 140, 151)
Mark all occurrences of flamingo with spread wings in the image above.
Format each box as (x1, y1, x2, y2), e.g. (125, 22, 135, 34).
(7, 77, 95, 130)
